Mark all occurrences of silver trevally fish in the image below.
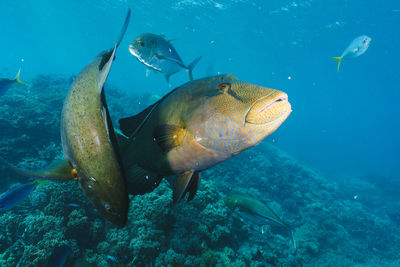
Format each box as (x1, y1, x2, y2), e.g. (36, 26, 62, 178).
(129, 33, 201, 83)
(332, 35, 371, 72)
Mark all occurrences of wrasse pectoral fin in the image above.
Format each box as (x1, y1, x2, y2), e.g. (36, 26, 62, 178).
(0, 157, 75, 181)
(173, 170, 201, 204)
(125, 164, 162, 195)
(153, 124, 186, 153)
(186, 171, 201, 202)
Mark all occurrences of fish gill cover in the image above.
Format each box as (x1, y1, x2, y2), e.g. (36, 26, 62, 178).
(0, 0, 399, 266)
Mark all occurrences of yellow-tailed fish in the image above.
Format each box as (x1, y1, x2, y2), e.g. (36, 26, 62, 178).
(332, 35, 371, 72)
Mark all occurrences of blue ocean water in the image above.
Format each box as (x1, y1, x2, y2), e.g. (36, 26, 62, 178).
(1, 0, 398, 180)
(0, 0, 399, 266)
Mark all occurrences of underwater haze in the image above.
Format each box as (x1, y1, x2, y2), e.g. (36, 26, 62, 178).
(0, 0, 399, 266)
(1, 0, 398, 180)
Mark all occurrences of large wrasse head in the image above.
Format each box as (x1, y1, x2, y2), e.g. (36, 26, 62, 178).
(185, 74, 292, 158)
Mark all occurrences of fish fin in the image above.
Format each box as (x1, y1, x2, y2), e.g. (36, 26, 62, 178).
(145, 68, 151, 77)
(125, 164, 162, 195)
(173, 171, 201, 204)
(34, 180, 48, 185)
(100, 88, 124, 170)
(155, 54, 187, 68)
(168, 38, 177, 43)
(153, 124, 186, 153)
(14, 68, 26, 85)
(115, 131, 130, 148)
(0, 157, 75, 181)
(186, 56, 202, 81)
(115, 9, 131, 49)
(119, 102, 158, 137)
(119, 86, 181, 137)
(173, 170, 193, 204)
(331, 56, 342, 72)
(186, 171, 201, 202)
(164, 73, 172, 83)
(98, 9, 131, 72)
(164, 70, 180, 83)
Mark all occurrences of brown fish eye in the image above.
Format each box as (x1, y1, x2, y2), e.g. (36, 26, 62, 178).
(140, 41, 144, 47)
(219, 83, 230, 92)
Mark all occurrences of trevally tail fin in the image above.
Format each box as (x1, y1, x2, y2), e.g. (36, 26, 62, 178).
(332, 56, 342, 72)
(14, 68, 26, 85)
(187, 56, 202, 81)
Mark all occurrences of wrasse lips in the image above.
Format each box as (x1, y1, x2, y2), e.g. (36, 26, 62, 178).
(245, 92, 291, 125)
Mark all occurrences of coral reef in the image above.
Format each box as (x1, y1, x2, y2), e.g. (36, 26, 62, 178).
(0, 75, 399, 266)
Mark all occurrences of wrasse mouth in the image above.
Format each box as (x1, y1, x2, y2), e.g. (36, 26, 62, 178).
(245, 92, 291, 125)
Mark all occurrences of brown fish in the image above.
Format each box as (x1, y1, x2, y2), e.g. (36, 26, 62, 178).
(0, 10, 131, 226)
(119, 74, 292, 203)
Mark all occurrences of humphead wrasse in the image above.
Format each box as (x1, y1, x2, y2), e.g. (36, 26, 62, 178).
(119, 74, 292, 203)
(0, 10, 131, 226)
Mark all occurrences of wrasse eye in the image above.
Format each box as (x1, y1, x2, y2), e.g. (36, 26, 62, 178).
(219, 83, 231, 92)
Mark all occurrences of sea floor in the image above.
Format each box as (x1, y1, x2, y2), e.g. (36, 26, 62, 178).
(0, 75, 399, 266)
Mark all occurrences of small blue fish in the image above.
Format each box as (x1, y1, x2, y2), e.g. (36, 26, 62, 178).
(129, 33, 201, 83)
(0, 68, 25, 96)
(332, 35, 371, 72)
(48, 244, 70, 267)
(66, 203, 80, 208)
(106, 255, 120, 263)
(0, 180, 44, 211)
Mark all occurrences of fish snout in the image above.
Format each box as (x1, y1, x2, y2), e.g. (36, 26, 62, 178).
(245, 91, 292, 125)
(129, 43, 140, 57)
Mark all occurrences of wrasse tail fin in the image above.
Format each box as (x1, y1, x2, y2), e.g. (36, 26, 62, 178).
(0, 156, 75, 181)
(332, 56, 342, 72)
(14, 68, 26, 85)
(187, 56, 202, 81)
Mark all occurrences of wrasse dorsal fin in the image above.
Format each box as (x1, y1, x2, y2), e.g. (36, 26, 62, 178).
(173, 170, 201, 204)
(119, 102, 158, 137)
(153, 124, 186, 153)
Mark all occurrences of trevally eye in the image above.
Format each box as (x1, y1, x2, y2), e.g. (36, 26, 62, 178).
(140, 41, 145, 47)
